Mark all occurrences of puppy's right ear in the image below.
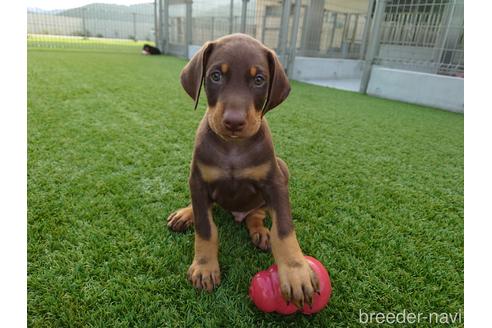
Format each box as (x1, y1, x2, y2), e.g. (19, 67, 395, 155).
(180, 42, 214, 110)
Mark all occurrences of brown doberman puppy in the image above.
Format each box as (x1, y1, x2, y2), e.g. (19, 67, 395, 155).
(167, 33, 319, 308)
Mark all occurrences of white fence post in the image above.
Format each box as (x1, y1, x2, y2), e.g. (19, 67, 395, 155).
(185, 0, 192, 58)
(277, 0, 291, 66)
(287, 0, 302, 77)
(359, 0, 386, 94)
(359, 0, 375, 59)
(154, 0, 159, 48)
(240, 0, 249, 33)
(229, 0, 234, 34)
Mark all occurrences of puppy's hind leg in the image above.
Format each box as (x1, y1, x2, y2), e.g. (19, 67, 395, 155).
(245, 208, 270, 251)
(276, 157, 289, 182)
(167, 205, 194, 232)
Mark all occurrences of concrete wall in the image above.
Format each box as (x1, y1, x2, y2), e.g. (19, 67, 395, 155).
(378, 45, 437, 73)
(367, 66, 464, 113)
(292, 57, 363, 81)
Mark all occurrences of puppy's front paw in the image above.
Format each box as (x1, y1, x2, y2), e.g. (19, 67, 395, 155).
(277, 258, 320, 308)
(187, 258, 221, 292)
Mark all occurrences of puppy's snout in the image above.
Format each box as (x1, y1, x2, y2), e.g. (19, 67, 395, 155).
(223, 111, 246, 133)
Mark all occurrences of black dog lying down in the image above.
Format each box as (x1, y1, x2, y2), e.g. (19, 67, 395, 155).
(142, 44, 161, 55)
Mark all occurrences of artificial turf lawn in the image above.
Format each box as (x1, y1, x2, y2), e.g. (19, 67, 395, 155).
(27, 34, 154, 53)
(28, 48, 464, 327)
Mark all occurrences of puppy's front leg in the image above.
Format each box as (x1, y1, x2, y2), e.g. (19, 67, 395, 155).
(265, 176, 320, 308)
(187, 173, 220, 291)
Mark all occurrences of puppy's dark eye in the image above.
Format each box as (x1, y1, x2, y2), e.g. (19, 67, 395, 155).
(254, 74, 265, 86)
(210, 71, 222, 82)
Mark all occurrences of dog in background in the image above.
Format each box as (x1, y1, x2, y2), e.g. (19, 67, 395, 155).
(167, 34, 320, 308)
(142, 44, 161, 55)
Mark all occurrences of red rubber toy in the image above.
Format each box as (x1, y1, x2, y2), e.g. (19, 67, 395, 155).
(249, 256, 332, 315)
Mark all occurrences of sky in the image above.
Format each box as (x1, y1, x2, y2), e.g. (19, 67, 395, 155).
(27, 0, 153, 10)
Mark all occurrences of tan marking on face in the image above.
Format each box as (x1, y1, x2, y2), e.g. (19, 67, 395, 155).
(241, 104, 262, 137)
(207, 103, 262, 140)
(249, 66, 257, 77)
(197, 162, 224, 182)
(221, 63, 229, 74)
(236, 162, 271, 180)
(207, 102, 227, 139)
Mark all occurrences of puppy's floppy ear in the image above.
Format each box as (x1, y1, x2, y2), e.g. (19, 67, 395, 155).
(180, 42, 214, 110)
(262, 49, 291, 114)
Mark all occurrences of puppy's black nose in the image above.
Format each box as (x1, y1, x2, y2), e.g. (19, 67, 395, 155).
(223, 112, 246, 132)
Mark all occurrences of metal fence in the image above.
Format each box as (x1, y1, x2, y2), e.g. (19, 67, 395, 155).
(375, 0, 464, 76)
(27, 4, 156, 51)
(155, 0, 259, 57)
(28, 0, 464, 81)
(152, 0, 376, 70)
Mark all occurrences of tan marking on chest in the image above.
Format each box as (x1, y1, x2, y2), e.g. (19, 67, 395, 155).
(236, 162, 271, 180)
(197, 163, 224, 182)
(197, 162, 271, 182)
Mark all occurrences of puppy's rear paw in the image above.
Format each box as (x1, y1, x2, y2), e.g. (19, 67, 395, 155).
(249, 227, 271, 251)
(167, 206, 193, 232)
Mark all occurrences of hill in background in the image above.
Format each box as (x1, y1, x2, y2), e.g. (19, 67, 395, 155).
(56, 3, 154, 22)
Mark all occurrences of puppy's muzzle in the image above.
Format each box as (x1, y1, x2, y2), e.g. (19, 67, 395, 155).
(223, 110, 246, 133)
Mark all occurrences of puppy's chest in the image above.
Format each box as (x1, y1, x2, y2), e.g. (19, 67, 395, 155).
(194, 143, 272, 211)
(196, 161, 268, 211)
(196, 161, 271, 184)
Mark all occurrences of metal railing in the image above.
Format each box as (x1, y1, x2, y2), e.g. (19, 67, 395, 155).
(28, 0, 464, 79)
(375, 0, 464, 76)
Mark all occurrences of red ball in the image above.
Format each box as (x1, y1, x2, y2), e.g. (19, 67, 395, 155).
(249, 256, 332, 315)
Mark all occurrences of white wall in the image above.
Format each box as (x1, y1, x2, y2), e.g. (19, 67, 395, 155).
(367, 66, 464, 113)
(292, 57, 363, 81)
(378, 45, 437, 73)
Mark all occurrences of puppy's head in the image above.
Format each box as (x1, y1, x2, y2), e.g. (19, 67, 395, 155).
(180, 34, 290, 140)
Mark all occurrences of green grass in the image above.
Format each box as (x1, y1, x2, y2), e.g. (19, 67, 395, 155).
(28, 34, 153, 52)
(28, 48, 463, 327)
